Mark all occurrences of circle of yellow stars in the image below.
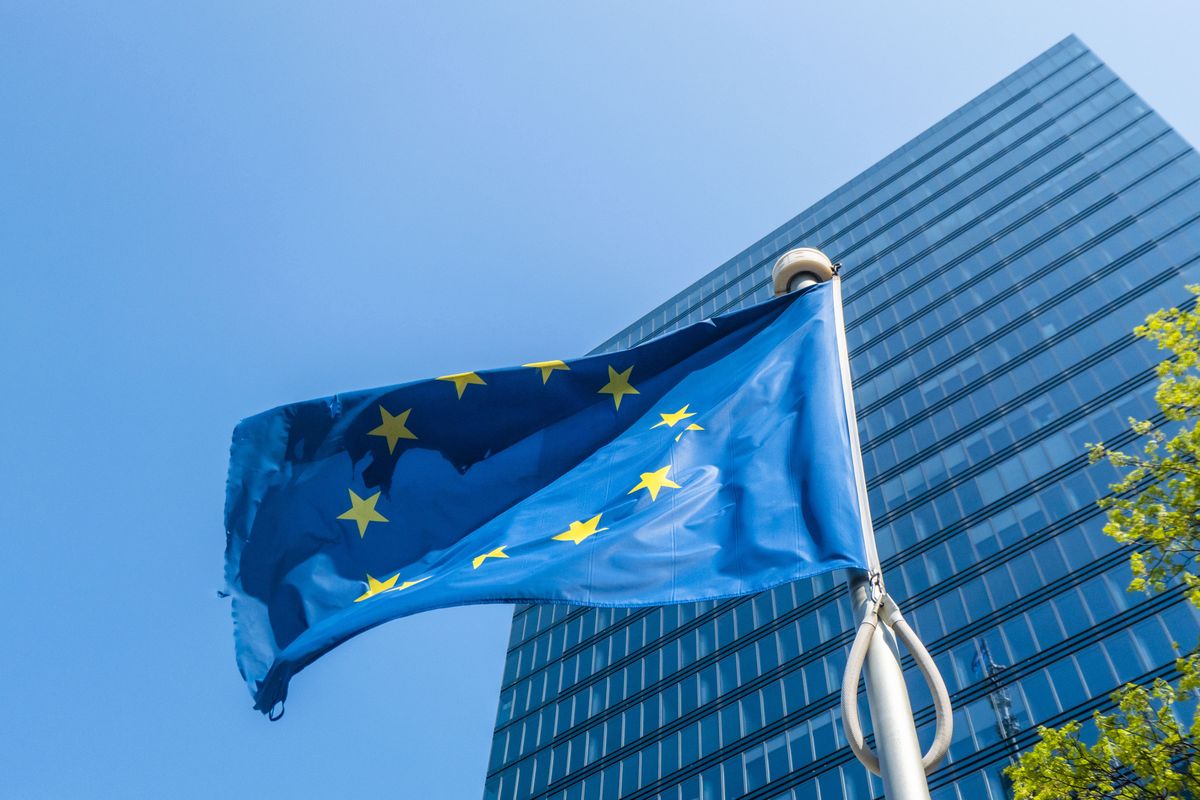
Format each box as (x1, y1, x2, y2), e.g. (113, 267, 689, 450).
(338, 359, 711, 604)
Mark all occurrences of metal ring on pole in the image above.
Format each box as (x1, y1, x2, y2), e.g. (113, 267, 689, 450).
(840, 593, 953, 775)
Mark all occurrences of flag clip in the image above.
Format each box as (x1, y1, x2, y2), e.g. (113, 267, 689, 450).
(866, 569, 885, 606)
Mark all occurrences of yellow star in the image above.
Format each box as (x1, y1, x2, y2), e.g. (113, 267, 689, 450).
(472, 546, 509, 569)
(354, 573, 399, 602)
(675, 423, 705, 442)
(367, 406, 417, 453)
(628, 465, 681, 501)
(598, 365, 639, 410)
(651, 404, 697, 429)
(523, 360, 571, 384)
(438, 371, 486, 399)
(337, 489, 388, 537)
(552, 514, 608, 545)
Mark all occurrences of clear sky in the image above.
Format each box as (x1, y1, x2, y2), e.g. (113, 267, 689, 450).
(2, 3, 1198, 798)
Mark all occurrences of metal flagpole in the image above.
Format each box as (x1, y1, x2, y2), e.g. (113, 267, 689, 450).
(772, 248, 938, 800)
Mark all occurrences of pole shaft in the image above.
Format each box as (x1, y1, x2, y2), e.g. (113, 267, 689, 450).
(832, 275, 933, 800)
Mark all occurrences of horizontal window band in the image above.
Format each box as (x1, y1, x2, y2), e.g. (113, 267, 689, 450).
(904, 543, 1166, 679)
(498, 590, 824, 721)
(606, 58, 1103, 350)
(853, 134, 1181, 370)
(871, 403, 1164, 531)
(854, 192, 1183, 405)
(871, 278, 1182, 521)
(812, 59, 1086, 273)
(835, 80, 1127, 285)
(867, 365, 1157, 490)
(501, 606, 662, 693)
(848, 127, 1176, 348)
(874, 413, 1154, 560)
(859, 266, 1195, 494)
(858, 200, 1200, 422)
(897, 483, 1137, 614)
(864, 250, 1200, 525)
(861, 323, 1154, 456)
(858, 230, 1183, 486)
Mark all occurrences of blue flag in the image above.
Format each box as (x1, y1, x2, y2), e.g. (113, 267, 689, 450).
(225, 282, 867, 714)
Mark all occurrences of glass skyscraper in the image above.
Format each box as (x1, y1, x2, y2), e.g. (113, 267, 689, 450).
(483, 35, 1200, 800)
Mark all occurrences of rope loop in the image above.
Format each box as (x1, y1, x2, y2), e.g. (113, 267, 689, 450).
(839, 591, 952, 776)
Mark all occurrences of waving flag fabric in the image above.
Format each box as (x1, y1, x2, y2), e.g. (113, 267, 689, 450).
(224, 282, 867, 714)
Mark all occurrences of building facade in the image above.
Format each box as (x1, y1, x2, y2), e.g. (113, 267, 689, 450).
(484, 35, 1200, 800)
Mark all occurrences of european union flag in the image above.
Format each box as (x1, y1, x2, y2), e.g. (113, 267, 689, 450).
(225, 282, 867, 715)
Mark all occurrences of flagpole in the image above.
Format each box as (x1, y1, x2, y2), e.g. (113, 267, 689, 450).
(773, 249, 934, 800)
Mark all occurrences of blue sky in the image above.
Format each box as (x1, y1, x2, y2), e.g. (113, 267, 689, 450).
(2, 3, 1198, 798)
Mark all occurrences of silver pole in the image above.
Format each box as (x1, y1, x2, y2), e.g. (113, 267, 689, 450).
(773, 249, 933, 800)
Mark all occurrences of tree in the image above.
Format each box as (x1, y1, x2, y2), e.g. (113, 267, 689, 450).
(1005, 655, 1200, 800)
(1006, 288, 1200, 799)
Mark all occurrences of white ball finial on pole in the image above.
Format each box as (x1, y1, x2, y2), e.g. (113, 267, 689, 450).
(772, 247, 835, 294)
